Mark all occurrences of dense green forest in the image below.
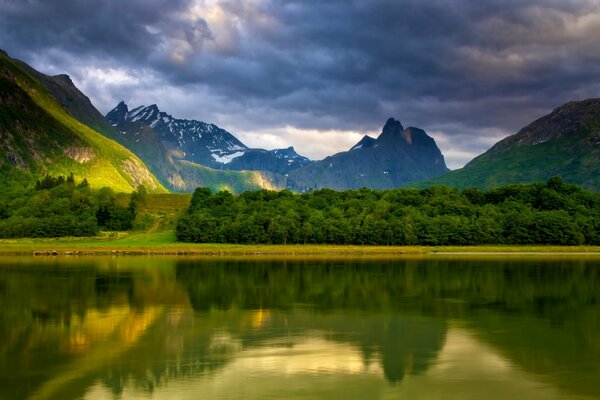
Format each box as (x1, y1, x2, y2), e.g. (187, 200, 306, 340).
(176, 177, 600, 245)
(0, 174, 147, 238)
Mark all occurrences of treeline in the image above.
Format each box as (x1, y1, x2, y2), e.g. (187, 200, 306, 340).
(176, 177, 600, 245)
(0, 174, 147, 238)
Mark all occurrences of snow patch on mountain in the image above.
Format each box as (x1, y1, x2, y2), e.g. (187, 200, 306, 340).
(211, 151, 246, 164)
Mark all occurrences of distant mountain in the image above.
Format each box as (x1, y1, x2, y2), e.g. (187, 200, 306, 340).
(226, 146, 310, 174)
(350, 135, 376, 151)
(422, 99, 600, 190)
(0, 48, 455, 194)
(106, 102, 247, 169)
(106, 102, 310, 173)
(0, 50, 166, 193)
(104, 102, 286, 192)
(286, 118, 449, 190)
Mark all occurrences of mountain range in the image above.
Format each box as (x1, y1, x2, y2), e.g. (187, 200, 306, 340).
(105, 102, 448, 191)
(1, 48, 599, 193)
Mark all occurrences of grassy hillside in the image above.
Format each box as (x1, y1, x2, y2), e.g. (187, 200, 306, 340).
(115, 192, 192, 231)
(177, 160, 284, 193)
(418, 133, 600, 189)
(415, 100, 600, 191)
(0, 50, 166, 193)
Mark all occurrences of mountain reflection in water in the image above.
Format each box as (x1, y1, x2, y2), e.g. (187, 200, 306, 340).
(0, 256, 598, 399)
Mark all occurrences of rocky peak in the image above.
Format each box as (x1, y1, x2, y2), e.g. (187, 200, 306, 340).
(350, 135, 376, 151)
(104, 101, 248, 168)
(106, 101, 130, 126)
(273, 146, 301, 156)
(115, 100, 128, 112)
(377, 118, 405, 142)
(383, 117, 404, 133)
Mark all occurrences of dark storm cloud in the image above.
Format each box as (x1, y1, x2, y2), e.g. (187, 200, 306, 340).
(0, 0, 197, 57)
(1, 0, 600, 166)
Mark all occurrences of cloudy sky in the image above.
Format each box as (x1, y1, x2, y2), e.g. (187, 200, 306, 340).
(2, 0, 600, 168)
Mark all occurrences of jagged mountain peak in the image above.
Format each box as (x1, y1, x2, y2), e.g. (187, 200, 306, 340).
(287, 117, 448, 191)
(105, 101, 248, 168)
(106, 101, 130, 126)
(377, 118, 409, 144)
(273, 146, 303, 156)
(351, 135, 376, 151)
(381, 117, 404, 133)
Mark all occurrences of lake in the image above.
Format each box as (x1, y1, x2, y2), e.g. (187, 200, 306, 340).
(0, 255, 599, 399)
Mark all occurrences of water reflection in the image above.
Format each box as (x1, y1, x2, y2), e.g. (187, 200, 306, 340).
(0, 256, 598, 399)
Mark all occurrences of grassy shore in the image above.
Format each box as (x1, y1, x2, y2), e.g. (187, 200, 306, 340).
(1, 231, 600, 256)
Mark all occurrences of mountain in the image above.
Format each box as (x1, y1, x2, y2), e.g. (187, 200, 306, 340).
(0, 50, 166, 193)
(103, 102, 285, 192)
(106, 102, 247, 169)
(286, 118, 449, 190)
(422, 99, 600, 190)
(106, 103, 310, 174)
(226, 146, 310, 174)
(350, 135, 376, 151)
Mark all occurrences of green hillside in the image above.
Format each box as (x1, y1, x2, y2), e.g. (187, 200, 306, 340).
(177, 160, 284, 193)
(417, 99, 600, 190)
(0, 50, 166, 193)
(421, 133, 600, 189)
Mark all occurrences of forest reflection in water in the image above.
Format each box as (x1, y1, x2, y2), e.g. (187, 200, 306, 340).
(0, 255, 599, 399)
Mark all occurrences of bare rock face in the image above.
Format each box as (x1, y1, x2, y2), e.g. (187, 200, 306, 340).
(64, 147, 95, 163)
(122, 158, 158, 190)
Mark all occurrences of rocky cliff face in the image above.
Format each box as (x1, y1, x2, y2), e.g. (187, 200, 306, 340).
(286, 118, 449, 191)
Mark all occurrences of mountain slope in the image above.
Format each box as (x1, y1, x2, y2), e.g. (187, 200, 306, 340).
(286, 118, 449, 190)
(15, 66, 283, 194)
(0, 50, 166, 192)
(102, 102, 287, 192)
(106, 102, 311, 175)
(421, 99, 600, 190)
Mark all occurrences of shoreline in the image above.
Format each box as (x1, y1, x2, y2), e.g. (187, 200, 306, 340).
(1, 244, 600, 257)
(1, 232, 599, 257)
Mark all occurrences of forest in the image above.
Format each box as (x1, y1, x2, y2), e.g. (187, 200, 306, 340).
(0, 174, 147, 238)
(176, 177, 600, 245)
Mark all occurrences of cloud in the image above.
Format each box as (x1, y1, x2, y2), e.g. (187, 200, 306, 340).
(1, 0, 600, 167)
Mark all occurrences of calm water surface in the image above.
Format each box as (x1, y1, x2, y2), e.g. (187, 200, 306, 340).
(0, 255, 599, 400)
